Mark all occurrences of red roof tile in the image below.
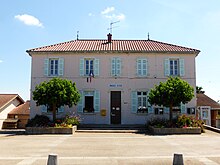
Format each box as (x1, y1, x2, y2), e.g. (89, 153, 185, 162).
(197, 94, 220, 109)
(9, 101, 30, 115)
(27, 39, 200, 54)
(0, 94, 23, 109)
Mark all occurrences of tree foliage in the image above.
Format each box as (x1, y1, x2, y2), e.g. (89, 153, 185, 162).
(196, 86, 205, 94)
(148, 77, 194, 121)
(33, 78, 80, 121)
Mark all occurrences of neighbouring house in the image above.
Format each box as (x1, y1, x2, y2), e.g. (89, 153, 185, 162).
(5, 101, 30, 129)
(27, 33, 200, 125)
(197, 93, 220, 127)
(0, 94, 24, 129)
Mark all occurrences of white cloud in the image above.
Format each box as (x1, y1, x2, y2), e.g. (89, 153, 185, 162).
(15, 14, 43, 27)
(101, 7, 115, 15)
(105, 13, 125, 21)
(101, 7, 125, 21)
(0, 60, 3, 63)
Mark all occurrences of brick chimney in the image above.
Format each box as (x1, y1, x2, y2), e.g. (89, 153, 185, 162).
(107, 33, 112, 43)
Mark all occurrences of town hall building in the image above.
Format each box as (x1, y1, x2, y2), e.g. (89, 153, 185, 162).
(27, 33, 200, 124)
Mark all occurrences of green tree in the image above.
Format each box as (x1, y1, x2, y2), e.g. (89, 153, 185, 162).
(33, 78, 80, 122)
(148, 77, 194, 121)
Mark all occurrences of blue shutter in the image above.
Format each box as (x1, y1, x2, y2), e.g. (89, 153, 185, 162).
(79, 58, 84, 76)
(44, 59, 49, 76)
(164, 59, 170, 76)
(179, 58, 185, 76)
(77, 91, 83, 113)
(116, 57, 121, 76)
(136, 59, 141, 76)
(147, 91, 153, 113)
(94, 58, 99, 76)
(131, 91, 137, 113)
(164, 107, 169, 114)
(143, 59, 147, 76)
(111, 58, 116, 76)
(180, 103, 186, 114)
(148, 106, 154, 114)
(58, 58, 64, 76)
(41, 105, 47, 113)
(94, 91, 100, 113)
(58, 106, 64, 113)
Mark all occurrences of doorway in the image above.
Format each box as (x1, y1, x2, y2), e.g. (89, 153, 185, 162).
(110, 91, 121, 124)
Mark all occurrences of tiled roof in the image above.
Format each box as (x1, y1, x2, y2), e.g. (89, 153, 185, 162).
(197, 93, 220, 109)
(0, 94, 22, 109)
(9, 101, 30, 115)
(27, 39, 200, 54)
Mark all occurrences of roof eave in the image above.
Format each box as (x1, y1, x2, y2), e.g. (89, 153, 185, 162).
(26, 50, 200, 55)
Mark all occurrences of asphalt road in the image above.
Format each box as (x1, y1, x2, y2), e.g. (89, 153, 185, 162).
(0, 130, 220, 165)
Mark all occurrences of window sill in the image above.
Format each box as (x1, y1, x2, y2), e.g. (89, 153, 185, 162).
(81, 112, 97, 115)
(136, 113, 148, 115)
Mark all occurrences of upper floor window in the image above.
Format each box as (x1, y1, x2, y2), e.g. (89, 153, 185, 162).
(80, 58, 99, 77)
(85, 59, 94, 76)
(170, 59, 179, 76)
(137, 58, 148, 77)
(44, 58, 64, 77)
(111, 57, 121, 77)
(164, 58, 184, 77)
(50, 59, 59, 76)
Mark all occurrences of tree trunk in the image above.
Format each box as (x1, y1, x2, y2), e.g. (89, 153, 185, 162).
(169, 104, 173, 122)
(52, 104, 56, 122)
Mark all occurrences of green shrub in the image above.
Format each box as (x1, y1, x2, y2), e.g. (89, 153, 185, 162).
(148, 115, 204, 132)
(26, 115, 50, 127)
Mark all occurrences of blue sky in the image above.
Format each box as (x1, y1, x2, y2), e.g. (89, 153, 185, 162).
(1, 0, 220, 102)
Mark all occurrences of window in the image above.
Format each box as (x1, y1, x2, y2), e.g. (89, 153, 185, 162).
(187, 108, 195, 115)
(77, 90, 100, 113)
(85, 59, 94, 76)
(50, 59, 59, 76)
(83, 91, 94, 113)
(170, 59, 179, 76)
(41, 105, 64, 113)
(137, 58, 147, 76)
(155, 107, 164, 115)
(111, 57, 121, 76)
(164, 58, 184, 77)
(44, 58, 64, 76)
(79, 58, 99, 77)
(137, 92, 148, 113)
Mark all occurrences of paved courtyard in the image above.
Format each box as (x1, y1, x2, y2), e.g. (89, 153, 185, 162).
(0, 130, 220, 165)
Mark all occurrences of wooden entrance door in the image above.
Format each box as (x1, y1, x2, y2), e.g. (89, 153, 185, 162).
(110, 91, 121, 124)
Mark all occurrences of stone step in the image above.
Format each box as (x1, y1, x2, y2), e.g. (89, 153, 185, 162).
(76, 124, 147, 133)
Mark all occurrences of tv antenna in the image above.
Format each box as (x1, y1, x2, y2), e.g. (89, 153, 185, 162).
(107, 21, 120, 34)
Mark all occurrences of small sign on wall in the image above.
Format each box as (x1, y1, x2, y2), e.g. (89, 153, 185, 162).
(109, 84, 122, 88)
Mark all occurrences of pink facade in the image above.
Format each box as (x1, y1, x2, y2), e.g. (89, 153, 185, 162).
(27, 37, 200, 124)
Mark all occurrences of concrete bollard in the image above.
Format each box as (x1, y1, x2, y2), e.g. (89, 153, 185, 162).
(173, 153, 184, 165)
(47, 154, 58, 165)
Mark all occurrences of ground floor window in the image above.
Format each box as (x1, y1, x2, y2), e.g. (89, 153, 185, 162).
(84, 95, 94, 113)
(155, 107, 164, 115)
(131, 91, 149, 113)
(137, 91, 148, 113)
(187, 108, 195, 115)
(77, 90, 100, 113)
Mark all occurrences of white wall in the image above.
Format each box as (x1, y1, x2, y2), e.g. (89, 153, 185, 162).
(0, 99, 21, 129)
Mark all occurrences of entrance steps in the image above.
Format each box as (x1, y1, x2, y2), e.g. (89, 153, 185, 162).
(76, 124, 147, 133)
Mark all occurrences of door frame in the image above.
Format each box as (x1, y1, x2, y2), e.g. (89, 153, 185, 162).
(110, 91, 121, 124)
